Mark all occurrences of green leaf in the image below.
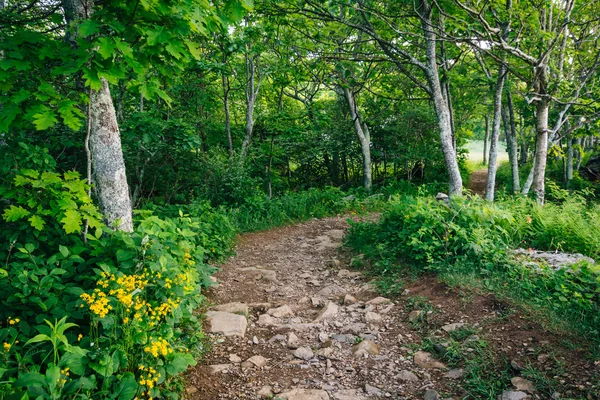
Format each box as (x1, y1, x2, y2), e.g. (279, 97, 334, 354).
(58, 100, 84, 131)
(3, 205, 30, 222)
(112, 372, 138, 400)
(15, 372, 46, 388)
(146, 27, 168, 46)
(32, 107, 58, 130)
(46, 364, 60, 393)
(28, 215, 46, 231)
(61, 209, 82, 234)
(78, 20, 100, 37)
(96, 37, 116, 59)
(166, 352, 196, 376)
(59, 245, 69, 258)
(89, 353, 114, 378)
(25, 334, 51, 345)
(184, 40, 202, 60)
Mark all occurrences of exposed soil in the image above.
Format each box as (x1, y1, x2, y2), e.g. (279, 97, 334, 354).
(468, 169, 488, 196)
(184, 216, 599, 400)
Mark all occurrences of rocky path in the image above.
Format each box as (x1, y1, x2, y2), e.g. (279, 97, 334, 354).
(184, 216, 598, 400)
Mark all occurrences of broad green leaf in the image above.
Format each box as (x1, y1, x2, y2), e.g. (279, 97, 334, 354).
(28, 215, 45, 231)
(166, 352, 196, 376)
(96, 37, 115, 59)
(46, 364, 60, 393)
(61, 209, 82, 234)
(78, 20, 100, 37)
(25, 334, 51, 345)
(32, 107, 58, 130)
(184, 40, 202, 60)
(15, 372, 46, 387)
(3, 205, 30, 222)
(111, 372, 138, 400)
(59, 245, 69, 258)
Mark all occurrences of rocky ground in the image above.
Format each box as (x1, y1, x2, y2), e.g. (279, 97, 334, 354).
(184, 216, 599, 400)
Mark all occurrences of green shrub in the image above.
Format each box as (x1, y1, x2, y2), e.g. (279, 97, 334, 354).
(346, 194, 600, 342)
(0, 170, 217, 399)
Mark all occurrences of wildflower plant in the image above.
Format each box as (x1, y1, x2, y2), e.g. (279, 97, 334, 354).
(0, 171, 214, 399)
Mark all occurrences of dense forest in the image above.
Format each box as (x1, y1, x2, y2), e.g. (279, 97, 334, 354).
(1, 0, 600, 398)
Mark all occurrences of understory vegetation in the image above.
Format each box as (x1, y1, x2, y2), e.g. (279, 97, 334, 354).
(346, 192, 600, 353)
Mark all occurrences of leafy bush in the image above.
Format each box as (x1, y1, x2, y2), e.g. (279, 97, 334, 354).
(346, 194, 600, 341)
(0, 171, 218, 399)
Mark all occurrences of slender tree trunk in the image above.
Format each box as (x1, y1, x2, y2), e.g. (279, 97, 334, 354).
(505, 88, 520, 193)
(532, 99, 549, 204)
(222, 71, 233, 156)
(342, 87, 372, 190)
(419, 0, 462, 196)
(522, 156, 535, 195)
(240, 45, 260, 163)
(575, 137, 583, 170)
(483, 115, 489, 165)
(566, 131, 574, 187)
(485, 62, 507, 201)
(62, 0, 133, 232)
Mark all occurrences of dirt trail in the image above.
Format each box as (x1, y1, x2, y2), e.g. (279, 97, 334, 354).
(185, 217, 598, 400)
(468, 169, 488, 196)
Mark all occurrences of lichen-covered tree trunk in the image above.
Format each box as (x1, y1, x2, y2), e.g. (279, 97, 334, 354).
(505, 89, 520, 193)
(485, 63, 507, 201)
(89, 79, 133, 232)
(483, 115, 489, 165)
(62, 0, 133, 231)
(566, 131, 574, 186)
(240, 44, 260, 163)
(419, 0, 462, 196)
(343, 87, 372, 190)
(532, 99, 549, 204)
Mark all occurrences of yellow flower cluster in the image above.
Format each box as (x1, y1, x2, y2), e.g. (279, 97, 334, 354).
(80, 289, 112, 318)
(3, 342, 11, 352)
(58, 368, 70, 385)
(182, 252, 194, 266)
(144, 337, 172, 357)
(177, 273, 195, 294)
(8, 317, 20, 325)
(138, 365, 160, 388)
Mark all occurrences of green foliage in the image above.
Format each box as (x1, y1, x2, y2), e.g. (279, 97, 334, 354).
(0, 170, 224, 398)
(346, 194, 600, 344)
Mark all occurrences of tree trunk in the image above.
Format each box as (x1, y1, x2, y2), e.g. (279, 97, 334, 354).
(62, 0, 133, 232)
(522, 156, 535, 195)
(419, 0, 462, 196)
(505, 88, 520, 193)
(532, 99, 549, 204)
(485, 62, 507, 201)
(89, 79, 134, 231)
(222, 71, 233, 156)
(575, 137, 583, 170)
(483, 115, 489, 165)
(240, 44, 260, 163)
(566, 131, 574, 187)
(343, 87, 372, 190)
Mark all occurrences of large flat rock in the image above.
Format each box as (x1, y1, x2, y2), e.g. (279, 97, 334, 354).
(206, 311, 248, 337)
(279, 389, 330, 400)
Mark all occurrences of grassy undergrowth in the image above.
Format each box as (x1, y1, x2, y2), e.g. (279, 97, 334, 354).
(346, 193, 600, 353)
